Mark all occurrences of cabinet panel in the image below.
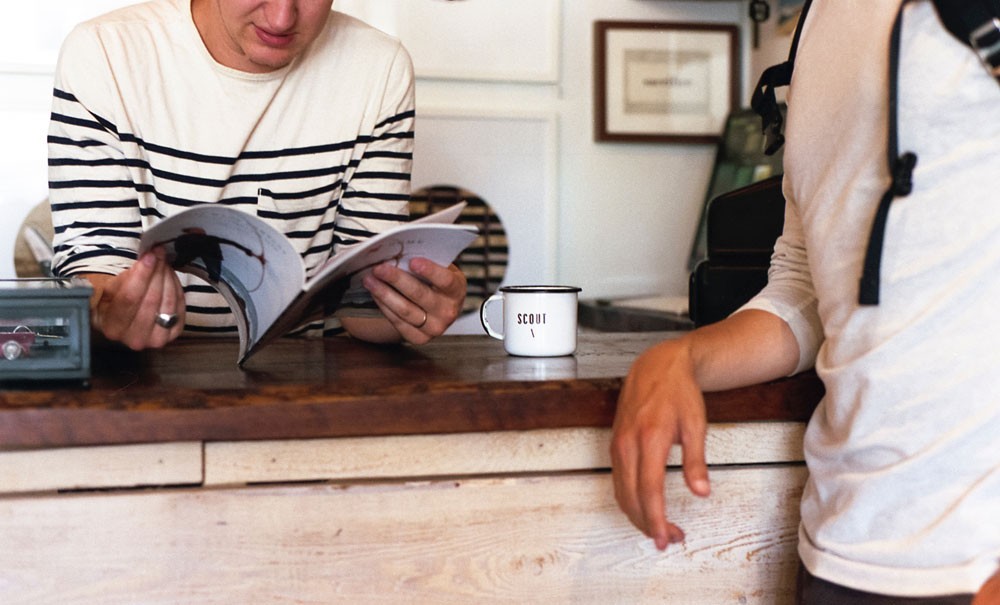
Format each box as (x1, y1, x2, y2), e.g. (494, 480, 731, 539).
(0, 466, 805, 604)
(204, 424, 805, 486)
(0, 442, 202, 495)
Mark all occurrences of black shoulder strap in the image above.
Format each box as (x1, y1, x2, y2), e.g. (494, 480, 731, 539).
(933, 0, 1000, 80)
(858, 2, 917, 305)
(749, 0, 814, 156)
(752, 0, 1000, 159)
(750, 0, 1000, 306)
(860, 0, 1000, 303)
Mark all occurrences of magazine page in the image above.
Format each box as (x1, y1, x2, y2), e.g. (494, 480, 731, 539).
(139, 205, 305, 352)
(244, 222, 478, 363)
(312, 223, 479, 308)
(410, 201, 467, 225)
(319, 202, 471, 310)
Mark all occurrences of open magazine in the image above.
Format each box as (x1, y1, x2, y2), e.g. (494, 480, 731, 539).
(138, 203, 478, 365)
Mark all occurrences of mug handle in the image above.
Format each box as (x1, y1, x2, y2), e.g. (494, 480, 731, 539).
(479, 293, 504, 340)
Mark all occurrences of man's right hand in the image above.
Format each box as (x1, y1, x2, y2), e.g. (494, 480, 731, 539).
(83, 247, 185, 350)
(610, 336, 711, 550)
(610, 310, 801, 551)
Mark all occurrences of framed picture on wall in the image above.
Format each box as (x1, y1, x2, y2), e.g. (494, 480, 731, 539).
(594, 21, 738, 144)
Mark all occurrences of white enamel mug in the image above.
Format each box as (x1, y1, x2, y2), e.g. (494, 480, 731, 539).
(479, 285, 582, 357)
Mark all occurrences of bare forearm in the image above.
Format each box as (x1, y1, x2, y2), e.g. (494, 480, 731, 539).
(610, 307, 801, 548)
(340, 316, 403, 344)
(683, 309, 800, 392)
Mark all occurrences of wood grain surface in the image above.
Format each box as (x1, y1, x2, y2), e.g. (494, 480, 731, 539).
(0, 333, 823, 448)
(0, 466, 807, 604)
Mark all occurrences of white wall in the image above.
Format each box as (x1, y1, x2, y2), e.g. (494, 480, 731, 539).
(1, 0, 138, 279)
(558, 1, 739, 298)
(0, 73, 56, 278)
(1, 1, 795, 303)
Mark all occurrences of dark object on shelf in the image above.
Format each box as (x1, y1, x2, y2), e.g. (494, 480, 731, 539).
(689, 175, 785, 327)
(0, 277, 92, 386)
(688, 106, 785, 272)
(578, 299, 693, 333)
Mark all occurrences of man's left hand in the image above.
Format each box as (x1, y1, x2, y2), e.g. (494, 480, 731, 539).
(358, 258, 467, 344)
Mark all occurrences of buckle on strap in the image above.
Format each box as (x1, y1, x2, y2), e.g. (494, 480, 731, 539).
(970, 17, 1000, 80)
(750, 62, 793, 155)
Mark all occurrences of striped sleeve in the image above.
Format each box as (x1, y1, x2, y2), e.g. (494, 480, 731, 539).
(333, 42, 415, 252)
(48, 25, 142, 278)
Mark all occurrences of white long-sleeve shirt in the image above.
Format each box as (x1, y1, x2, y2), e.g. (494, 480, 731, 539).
(742, 0, 1000, 596)
(48, 0, 415, 336)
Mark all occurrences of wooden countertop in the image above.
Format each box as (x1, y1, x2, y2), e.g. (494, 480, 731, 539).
(0, 333, 823, 449)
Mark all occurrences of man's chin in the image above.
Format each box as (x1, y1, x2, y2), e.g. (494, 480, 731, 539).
(246, 50, 297, 73)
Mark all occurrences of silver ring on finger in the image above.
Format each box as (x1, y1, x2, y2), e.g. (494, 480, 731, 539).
(155, 312, 179, 329)
(414, 310, 428, 329)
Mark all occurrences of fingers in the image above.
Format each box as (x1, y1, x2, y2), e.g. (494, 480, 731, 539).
(363, 259, 467, 343)
(612, 445, 689, 551)
(371, 299, 431, 345)
(612, 373, 673, 547)
(637, 435, 684, 550)
(149, 250, 186, 344)
(133, 255, 172, 346)
(612, 411, 683, 550)
(94, 250, 185, 350)
(96, 253, 157, 344)
(682, 421, 711, 498)
(610, 340, 710, 551)
(610, 405, 646, 536)
(407, 257, 458, 287)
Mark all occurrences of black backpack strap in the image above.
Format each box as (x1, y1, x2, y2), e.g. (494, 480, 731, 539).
(933, 0, 1000, 81)
(859, 1, 918, 305)
(752, 0, 999, 305)
(859, 0, 1000, 304)
(748, 0, 912, 305)
(750, 0, 814, 155)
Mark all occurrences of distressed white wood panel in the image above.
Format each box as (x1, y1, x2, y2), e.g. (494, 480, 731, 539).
(0, 442, 203, 495)
(204, 424, 804, 486)
(0, 466, 806, 604)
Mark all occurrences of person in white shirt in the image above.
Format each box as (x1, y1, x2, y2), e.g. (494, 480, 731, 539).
(610, 2, 1000, 603)
(49, 0, 466, 350)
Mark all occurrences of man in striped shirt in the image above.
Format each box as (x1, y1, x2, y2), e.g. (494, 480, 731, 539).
(48, 0, 466, 350)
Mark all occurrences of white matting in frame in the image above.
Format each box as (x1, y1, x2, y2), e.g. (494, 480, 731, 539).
(412, 109, 558, 334)
(1, 1, 138, 73)
(336, 0, 561, 83)
(595, 21, 738, 144)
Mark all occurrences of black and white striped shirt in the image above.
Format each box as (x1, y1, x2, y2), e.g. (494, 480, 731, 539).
(49, 0, 414, 337)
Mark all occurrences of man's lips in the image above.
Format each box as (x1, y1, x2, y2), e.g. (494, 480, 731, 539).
(255, 25, 295, 48)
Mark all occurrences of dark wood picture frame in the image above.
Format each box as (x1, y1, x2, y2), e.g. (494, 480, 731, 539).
(594, 20, 739, 144)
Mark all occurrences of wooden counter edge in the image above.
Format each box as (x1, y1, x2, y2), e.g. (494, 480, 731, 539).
(0, 372, 823, 449)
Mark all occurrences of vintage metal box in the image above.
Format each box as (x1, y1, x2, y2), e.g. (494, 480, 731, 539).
(0, 278, 92, 385)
